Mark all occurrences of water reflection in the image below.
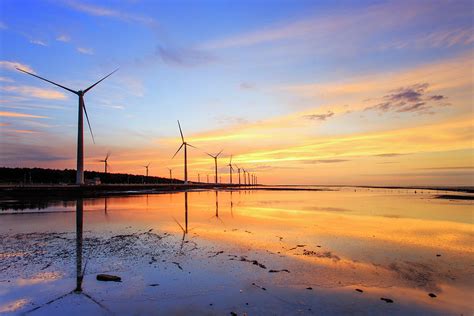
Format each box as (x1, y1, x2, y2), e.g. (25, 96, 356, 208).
(75, 198, 83, 293)
(1, 188, 472, 315)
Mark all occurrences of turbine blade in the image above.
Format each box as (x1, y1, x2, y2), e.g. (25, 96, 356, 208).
(187, 143, 198, 149)
(83, 68, 119, 94)
(82, 101, 95, 144)
(106, 151, 110, 160)
(206, 152, 214, 158)
(172, 143, 184, 159)
(230, 155, 232, 164)
(172, 216, 185, 234)
(16, 68, 77, 94)
(177, 120, 184, 142)
(216, 149, 223, 157)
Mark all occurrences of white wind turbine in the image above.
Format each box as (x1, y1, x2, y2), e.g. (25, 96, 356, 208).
(206, 150, 223, 184)
(227, 155, 234, 184)
(98, 152, 110, 174)
(235, 164, 242, 185)
(17, 67, 118, 184)
(172, 120, 197, 184)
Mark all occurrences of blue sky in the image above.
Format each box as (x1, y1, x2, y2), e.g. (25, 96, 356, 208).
(1, 0, 473, 185)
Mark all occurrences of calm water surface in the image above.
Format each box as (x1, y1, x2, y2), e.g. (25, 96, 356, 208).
(0, 187, 472, 315)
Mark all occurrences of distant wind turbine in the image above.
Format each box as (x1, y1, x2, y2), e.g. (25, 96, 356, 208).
(227, 155, 234, 184)
(235, 164, 241, 185)
(143, 162, 151, 177)
(206, 150, 223, 184)
(98, 152, 110, 174)
(167, 168, 173, 184)
(16, 67, 118, 185)
(172, 120, 197, 184)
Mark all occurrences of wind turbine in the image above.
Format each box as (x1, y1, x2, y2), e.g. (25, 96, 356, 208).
(167, 168, 173, 184)
(172, 120, 196, 184)
(227, 155, 234, 184)
(17, 67, 118, 185)
(143, 162, 151, 177)
(235, 164, 241, 185)
(98, 152, 110, 174)
(206, 150, 223, 184)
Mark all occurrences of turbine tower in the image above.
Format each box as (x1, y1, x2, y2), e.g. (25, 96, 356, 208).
(227, 155, 234, 184)
(143, 162, 151, 177)
(207, 150, 223, 184)
(167, 168, 173, 184)
(98, 152, 110, 174)
(172, 120, 196, 184)
(17, 67, 118, 185)
(235, 165, 241, 185)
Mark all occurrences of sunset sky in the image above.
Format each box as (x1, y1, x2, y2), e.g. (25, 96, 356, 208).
(0, 0, 473, 185)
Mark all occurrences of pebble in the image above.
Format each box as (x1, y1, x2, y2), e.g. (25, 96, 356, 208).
(96, 274, 121, 282)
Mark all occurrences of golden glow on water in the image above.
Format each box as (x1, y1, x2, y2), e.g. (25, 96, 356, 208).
(1, 188, 472, 314)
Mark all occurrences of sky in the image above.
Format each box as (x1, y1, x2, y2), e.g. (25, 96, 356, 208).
(0, 0, 473, 186)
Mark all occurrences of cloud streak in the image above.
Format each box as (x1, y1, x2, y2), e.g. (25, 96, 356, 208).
(303, 111, 334, 121)
(365, 83, 448, 114)
(1, 85, 67, 100)
(0, 61, 35, 73)
(64, 0, 157, 27)
(0, 111, 48, 119)
(77, 47, 94, 55)
(155, 45, 216, 67)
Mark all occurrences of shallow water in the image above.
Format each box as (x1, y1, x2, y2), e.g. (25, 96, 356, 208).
(0, 187, 473, 315)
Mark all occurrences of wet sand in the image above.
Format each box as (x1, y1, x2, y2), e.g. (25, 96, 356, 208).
(0, 187, 473, 315)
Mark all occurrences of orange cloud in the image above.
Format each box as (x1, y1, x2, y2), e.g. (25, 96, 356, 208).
(1, 85, 67, 100)
(0, 61, 35, 73)
(0, 111, 48, 119)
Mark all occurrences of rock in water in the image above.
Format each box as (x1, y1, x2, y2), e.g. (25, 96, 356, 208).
(96, 274, 121, 282)
(380, 297, 394, 303)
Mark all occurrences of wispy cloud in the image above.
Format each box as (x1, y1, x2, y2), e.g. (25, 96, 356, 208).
(29, 39, 48, 46)
(364, 83, 448, 114)
(0, 111, 48, 119)
(381, 26, 474, 50)
(155, 45, 216, 67)
(304, 159, 350, 164)
(0, 76, 13, 83)
(201, 2, 430, 50)
(303, 111, 334, 121)
(1, 85, 67, 100)
(374, 153, 407, 158)
(76, 47, 94, 55)
(240, 82, 256, 90)
(56, 34, 71, 42)
(0, 61, 35, 73)
(64, 0, 157, 27)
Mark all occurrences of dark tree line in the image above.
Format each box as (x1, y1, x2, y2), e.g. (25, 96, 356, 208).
(0, 167, 181, 185)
